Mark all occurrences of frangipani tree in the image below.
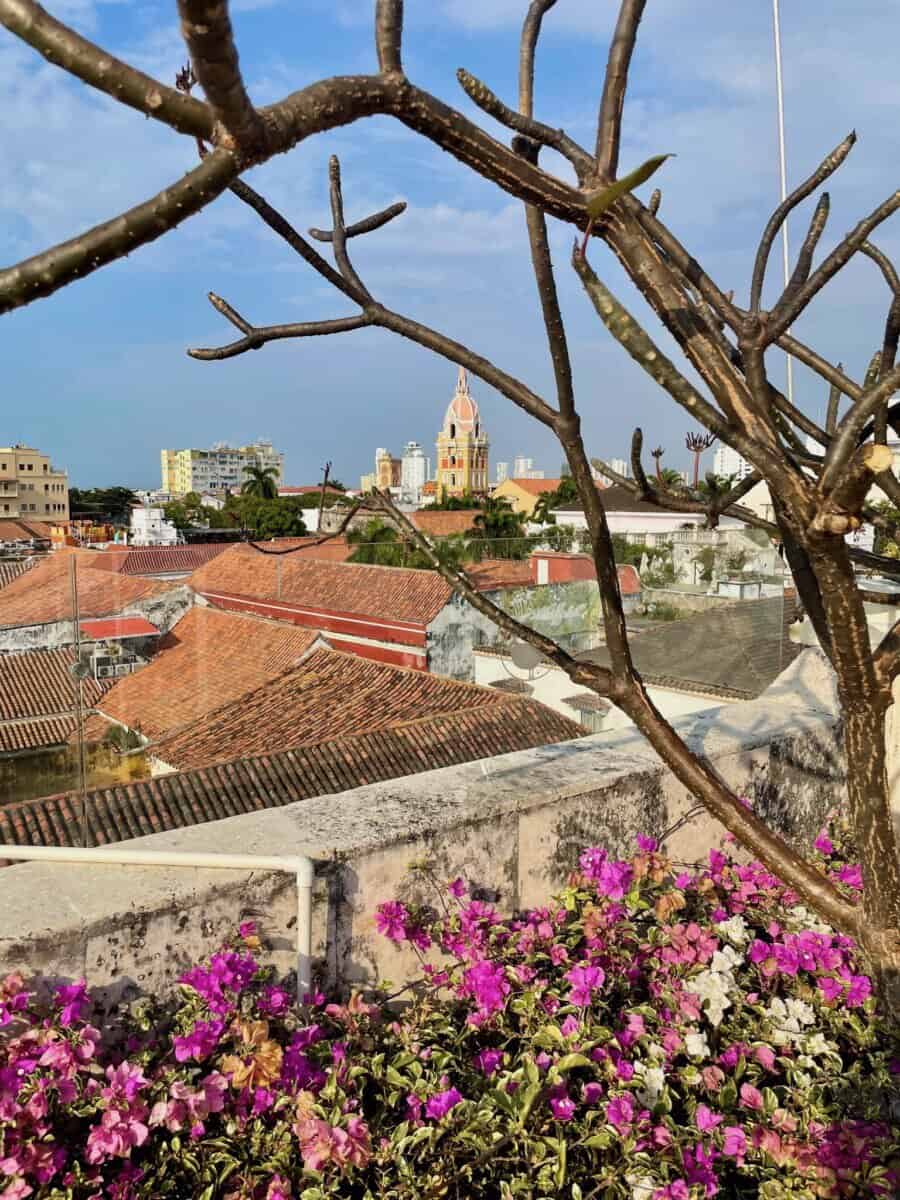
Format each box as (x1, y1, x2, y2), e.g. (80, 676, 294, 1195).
(2, 0, 900, 1008)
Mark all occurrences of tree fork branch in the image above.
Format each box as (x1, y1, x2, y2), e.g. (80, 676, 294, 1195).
(457, 69, 593, 182)
(176, 0, 268, 155)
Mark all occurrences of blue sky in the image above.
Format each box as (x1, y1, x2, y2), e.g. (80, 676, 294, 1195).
(3, 1, 899, 489)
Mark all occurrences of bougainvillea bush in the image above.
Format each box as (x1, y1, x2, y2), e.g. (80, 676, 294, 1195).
(1, 819, 898, 1199)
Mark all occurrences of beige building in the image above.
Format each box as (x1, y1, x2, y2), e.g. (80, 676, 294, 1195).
(0, 444, 69, 521)
(160, 440, 284, 497)
(492, 476, 562, 517)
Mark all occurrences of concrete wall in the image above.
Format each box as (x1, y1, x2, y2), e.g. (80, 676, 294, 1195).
(0, 652, 843, 1013)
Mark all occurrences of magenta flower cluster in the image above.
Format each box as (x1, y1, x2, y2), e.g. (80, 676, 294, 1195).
(0, 818, 897, 1199)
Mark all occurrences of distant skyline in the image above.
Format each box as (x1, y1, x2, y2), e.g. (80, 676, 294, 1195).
(4, 2, 899, 488)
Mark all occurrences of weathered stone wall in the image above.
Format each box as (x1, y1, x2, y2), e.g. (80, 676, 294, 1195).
(427, 580, 604, 678)
(0, 652, 844, 1014)
(0, 586, 194, 652)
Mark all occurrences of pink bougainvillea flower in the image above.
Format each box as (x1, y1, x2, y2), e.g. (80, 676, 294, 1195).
(447, 878, 466, 898)
(565, 962, 605, 1007)
(696, 1104, 722, 1133)
(606, 1094, 634, 1132)
(425, 1087, 463, 1120)
(374, 901, 411, 943)
(548, 1086, 576, 1122)
(722, 1127, 748, 1161)
(474, 1048, 503, 1076)
(739, 1083, 764, 1112)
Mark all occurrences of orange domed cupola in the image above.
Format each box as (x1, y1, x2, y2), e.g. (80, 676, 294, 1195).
(435, 367, 490, 497)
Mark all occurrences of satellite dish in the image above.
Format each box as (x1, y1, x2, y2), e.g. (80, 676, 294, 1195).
(510, 640, 543, 671)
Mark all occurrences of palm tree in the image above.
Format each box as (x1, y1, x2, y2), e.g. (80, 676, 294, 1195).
(241, 464, 280, 500)
(347, 519, 404, 566)
(469, 497, 528, 560)
(655, 467, 684, 489)
(531, 492, 556, 526)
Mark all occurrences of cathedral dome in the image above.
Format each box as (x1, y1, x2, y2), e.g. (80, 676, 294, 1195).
(443, 367, 481, 437)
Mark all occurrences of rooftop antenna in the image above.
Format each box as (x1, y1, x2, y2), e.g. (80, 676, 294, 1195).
(772, 0, 793, 405)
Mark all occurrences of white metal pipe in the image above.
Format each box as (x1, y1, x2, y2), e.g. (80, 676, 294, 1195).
(0, 845, 315, 999)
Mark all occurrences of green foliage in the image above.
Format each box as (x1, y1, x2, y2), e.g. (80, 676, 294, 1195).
(69, 486, 138, 524)
(468, 497, 529, 560)
(347, 521, 470, 571)
(694, 545, 719, 583)
(585, 153, 674, 218)
(233, 495, 307, 539)
(871, 501, 900, 556)
(426, 489, 484, 511)
(103, 724, 143, 752)
(294, 491, 344, 510)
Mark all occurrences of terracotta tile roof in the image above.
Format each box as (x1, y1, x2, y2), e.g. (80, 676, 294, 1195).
(278, 485, 345, 495)
(0, 554, 171, 630)
(248, 536, 354, 563)
(410, 510, 480, 537)
(86, 544, 229, 577)
(0, 561, 31, 591)
(191, 544, 454, 625)
(90, 606, 324, 742)
(0, 647, 108, 722)
(0, 647, 111, 754)
(152, 645, 578, 771)
(0, 519, 53, 543)
(502, 478, 562, 496)
(467, 559, 534, 590)
(0, 699, 584, 847)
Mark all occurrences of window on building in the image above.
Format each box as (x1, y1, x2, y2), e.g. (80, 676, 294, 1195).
(450, 423, 455, 438)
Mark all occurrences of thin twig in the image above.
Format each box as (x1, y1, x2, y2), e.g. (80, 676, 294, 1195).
(750, 131, 855, 312)
(187, 310, 371, 361)
(308, 202, 407, 242)
(782, 191, 830, 300)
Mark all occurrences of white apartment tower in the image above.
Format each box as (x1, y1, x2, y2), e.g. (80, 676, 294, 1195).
(713, 444, 752, 481)
(400, 442, 429, 504)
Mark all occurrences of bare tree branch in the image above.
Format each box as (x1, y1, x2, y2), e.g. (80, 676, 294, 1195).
(515, 2, 575, 419)
(309, 201, 407, 242)
(822, 360, 900, 491)
(595, 0, 647, 175)
(187, 308, 371, 361)
(750, 131, 855, 312)
(375, 0, 404, 74)
(456, 69, 593, 182)
(826, 371, 842, 435)
(766, 187, 900, 344)
(0, 0, 213, 139)
(783, 191, 830, 300)
(0, 150, 238, 314)
(327, 156, 373, 301)
(777, 336, 861, 403)
(176, 0, 268, 155)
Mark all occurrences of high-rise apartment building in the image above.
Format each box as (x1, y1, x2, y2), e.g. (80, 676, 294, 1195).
(435, 368, 489, 497)
(400, 442, 429, 503)
(713, 444, 752, 481)
(0, 444, 69, 521)
(495, 462, 509, 485)
(160, 440, 284, 496)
